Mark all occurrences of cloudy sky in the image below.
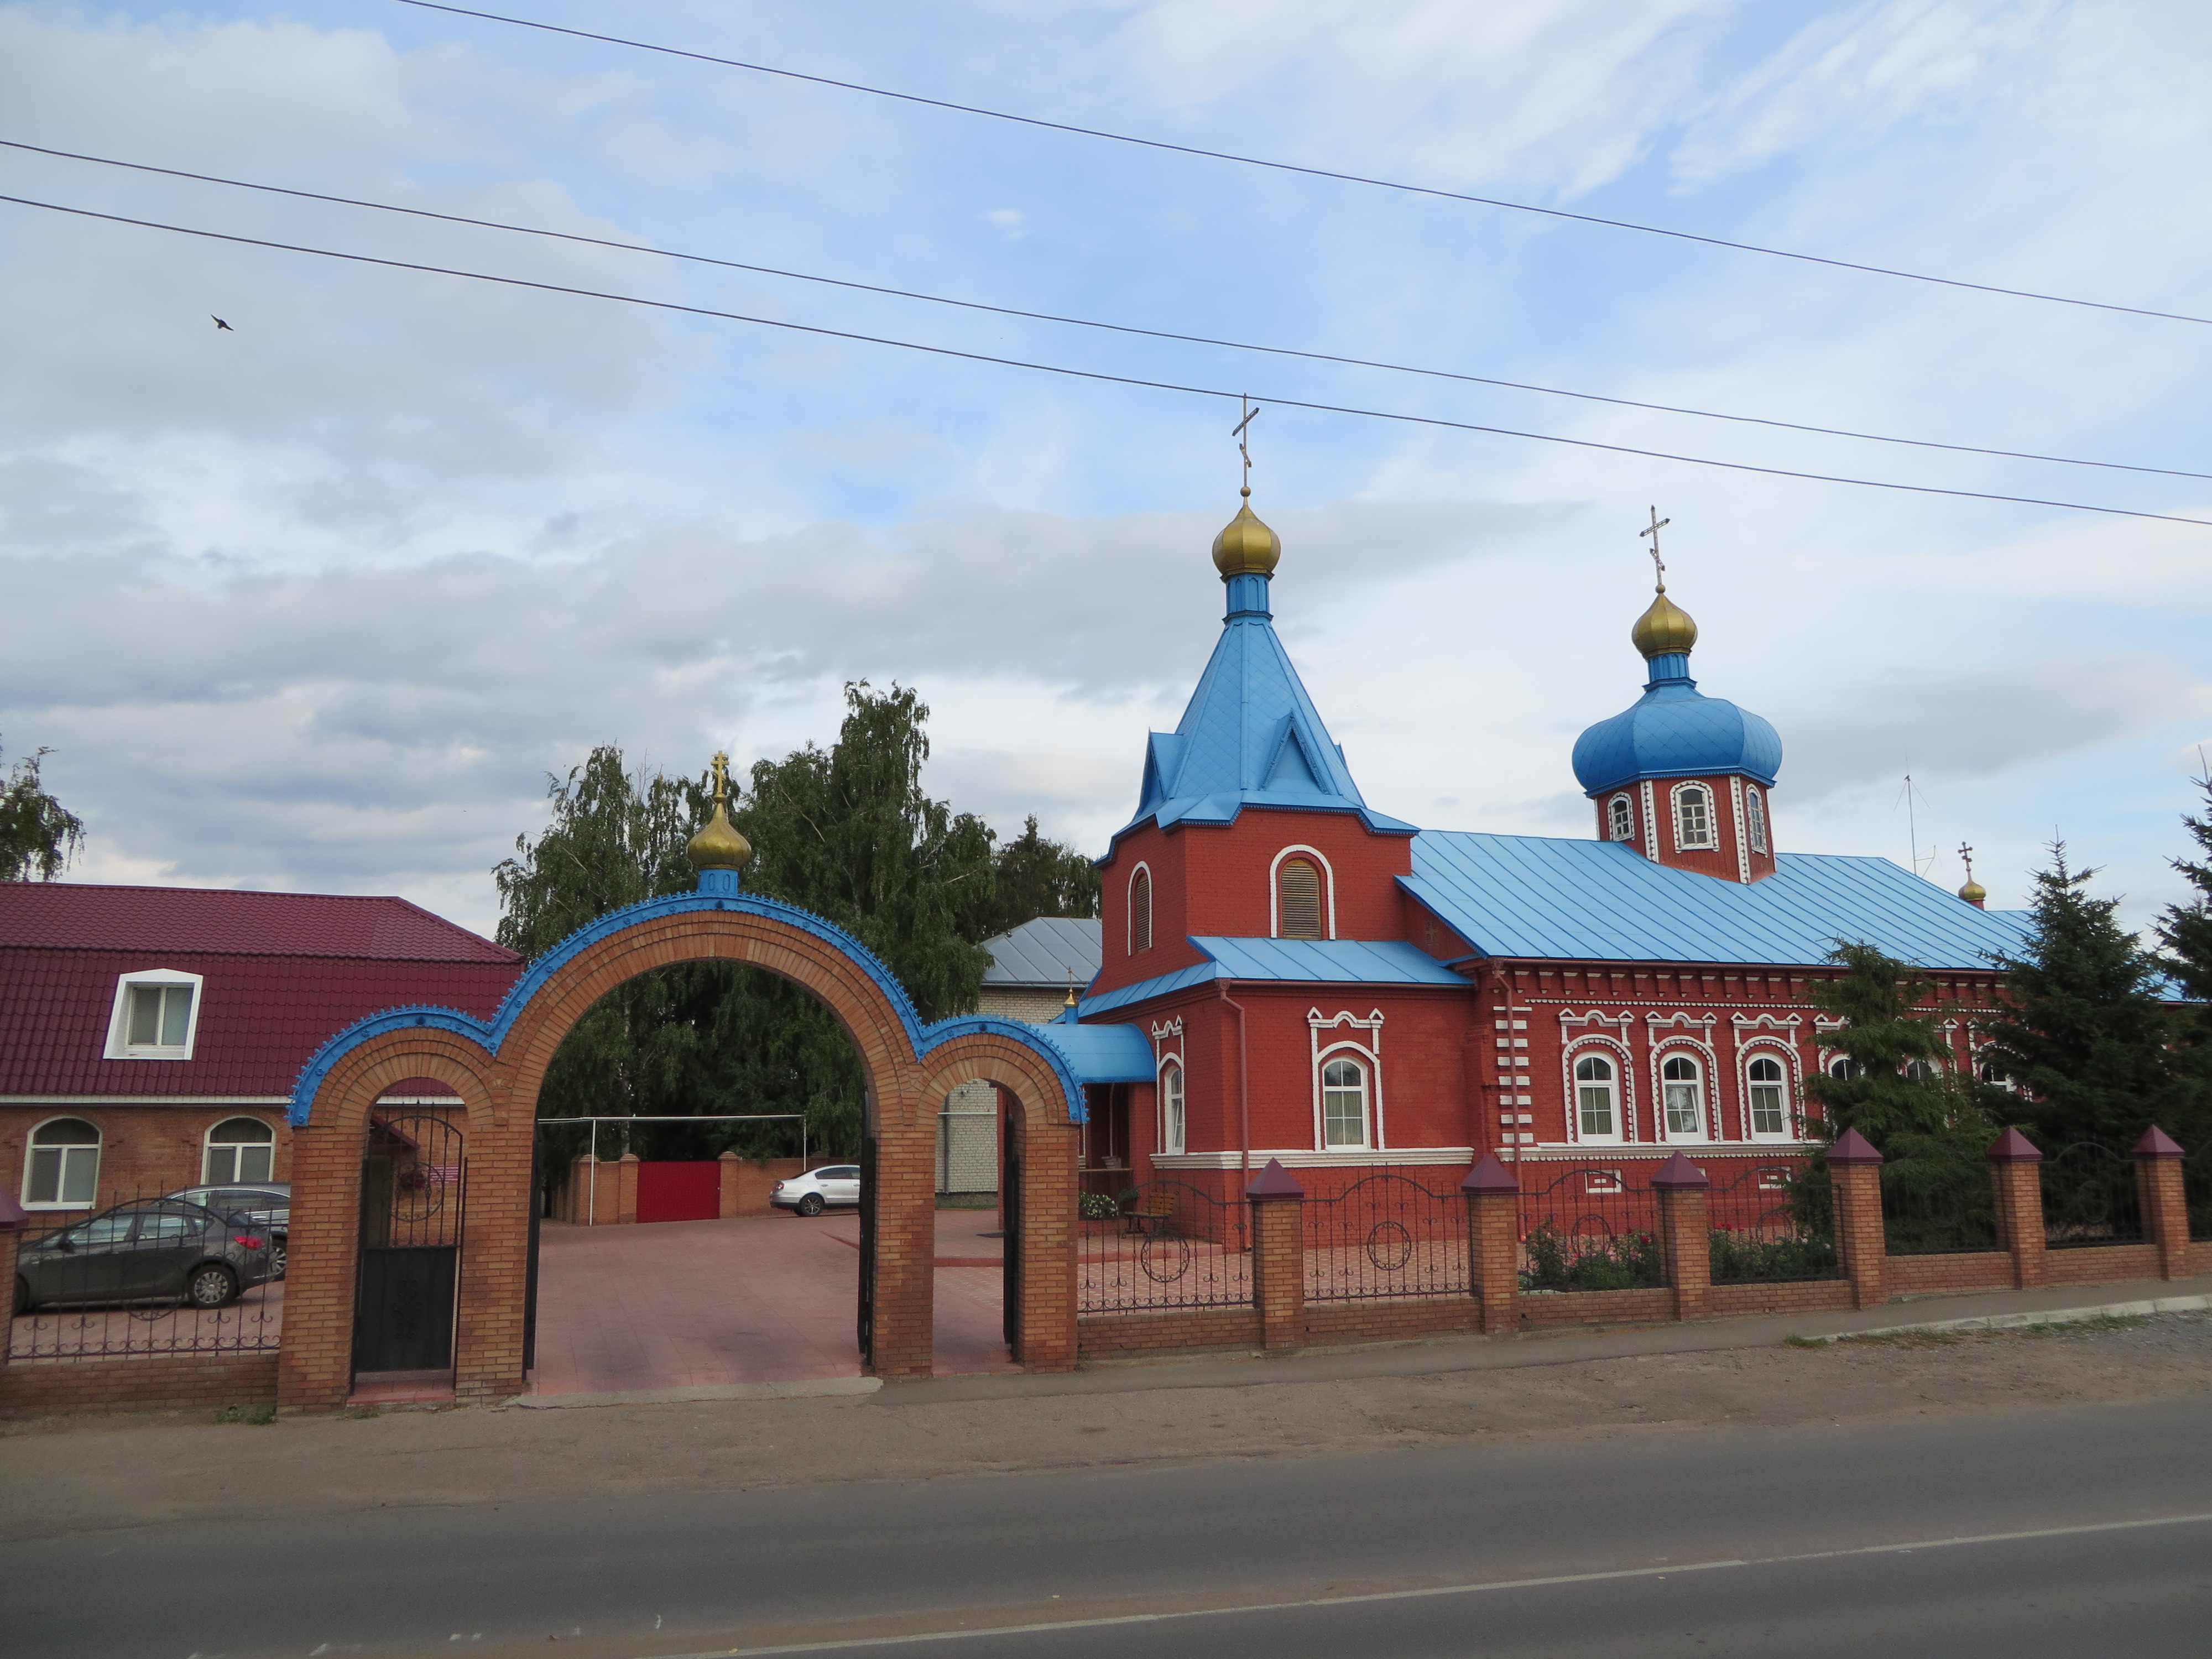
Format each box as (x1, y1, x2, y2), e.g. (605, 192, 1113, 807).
(3, 0, 2210, 938)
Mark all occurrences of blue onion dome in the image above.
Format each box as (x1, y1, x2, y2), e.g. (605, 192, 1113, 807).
(1571, 586, 1783, 795)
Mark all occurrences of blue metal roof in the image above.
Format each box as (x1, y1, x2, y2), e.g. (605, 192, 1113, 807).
(1115, 571, 1415, 843)
(1076, 935, 1470, 1017)
(1028, 1019, 1156, 1083)
(1405, 832, 2029, 971)
(1571, 651, 1783, 795)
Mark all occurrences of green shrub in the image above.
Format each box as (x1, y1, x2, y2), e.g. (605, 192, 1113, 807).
(1708, 1227, 1838, 1284)
(1520, 1221, 1664, 1291)
(1078, 1191, 1120, 1220)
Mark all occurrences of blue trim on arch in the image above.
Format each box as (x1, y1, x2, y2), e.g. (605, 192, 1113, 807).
(286, 875, 1099, 1127)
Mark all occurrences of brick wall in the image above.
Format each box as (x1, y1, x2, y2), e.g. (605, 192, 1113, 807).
(1077, 1307, 1261, 1359)
(1708, 1280, 1855, 1318)
(0, 1353, 278, 1416)
(1301, 1297, 1484, 1345)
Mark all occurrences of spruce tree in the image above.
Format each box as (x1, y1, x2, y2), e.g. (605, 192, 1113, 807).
(1978, 842, 2204, 1151)
(988, 815, 1100, 935)
(2157, 777, 2212, 1026)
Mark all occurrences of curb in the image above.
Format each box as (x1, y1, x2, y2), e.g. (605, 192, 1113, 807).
(1805, 1293, 2212, 1343)
(503, 1375, 882, 1410)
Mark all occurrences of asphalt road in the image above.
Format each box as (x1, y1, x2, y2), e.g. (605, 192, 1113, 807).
(8, 1395, 2210, 1659)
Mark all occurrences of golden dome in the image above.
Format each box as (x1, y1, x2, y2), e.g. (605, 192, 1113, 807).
(1211, 489, 1281, 579)
(687, 751, 754, 873)
(1631, 588, 1699, 658)
(1958, 879, 1987, 906)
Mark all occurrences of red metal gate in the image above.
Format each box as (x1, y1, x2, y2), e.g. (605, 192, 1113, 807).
(634, 1161, 721, 1224)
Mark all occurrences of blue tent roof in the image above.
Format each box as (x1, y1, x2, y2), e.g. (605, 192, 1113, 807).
(1404, 832, 2028, 971)
(1028, 1019, 1156, 1084)
(1115, 572, 1415, 842)
(1571, 653, 1783, 796)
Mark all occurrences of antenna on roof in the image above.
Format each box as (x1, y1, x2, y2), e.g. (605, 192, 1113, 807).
(1895, 774, 1936, 877)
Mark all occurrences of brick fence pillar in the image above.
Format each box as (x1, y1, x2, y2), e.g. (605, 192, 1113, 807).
(617, 1152, 641, 1225)
(1462, 1154, 1520, 1334)
(718, 1151, 742, 1220)
(1652, 1151, 1711, 1322)
(1828, 1128, 1887, 1311)
(2133, 1126, 2191, 1281)
(1247, 1159, 1305, 1352)
(1987, 1128, 2046, 1290)
(0, 1191, 22, 1370)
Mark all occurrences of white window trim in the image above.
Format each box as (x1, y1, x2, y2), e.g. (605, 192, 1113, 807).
(1308, 1008, 1384, 1151)
(202, 1114, 279, 1185)
(1269, 844, 1338, 940)
(1670, 781, 1715, 853)
(1151, 1018, 1187, 1156)
(1729, 776, 1751, 883)
(1650, 1037, 1717, 1142)
(1563, 1037, 1630, 1146)
(1737, 1041, 1800, 1142)
(103, 969, 205, 1061)
(1606, 794, 1635, 843)
(1126, 861, 1154, 956)
(22, 1113, 102, 1211)
(1639, 780, 1660, 859)
(1745, 784, 1770, 856)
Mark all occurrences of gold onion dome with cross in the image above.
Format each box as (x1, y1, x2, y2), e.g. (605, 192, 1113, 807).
(1211, 488, 1281, 579)
(1631, 588, 1699, 658)
(686, 750, 754, 873)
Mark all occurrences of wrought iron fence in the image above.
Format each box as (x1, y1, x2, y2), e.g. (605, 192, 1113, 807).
(1077, 1180, 1250, 1314)
(1303, 1173, 1470, 1302)
(1705, 1165, 1840, 1283)
(2041, 1142, 2145, 1248)
(2188, 1145, 2212, 1243)
(9, 1191, 283, 1362)
(1880, 1160, 1999, 1255)
(1517, 1164, 1665, 1292)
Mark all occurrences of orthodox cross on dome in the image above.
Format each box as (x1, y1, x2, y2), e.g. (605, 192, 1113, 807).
(1958, 841, 1976, 883)
(1639, 505, 1671, 591)
(1232, 397, 1260, 497)
(709, 749, 732, 804)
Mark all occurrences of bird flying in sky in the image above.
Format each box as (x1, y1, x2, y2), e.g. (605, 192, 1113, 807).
(211, 316, 233, 331)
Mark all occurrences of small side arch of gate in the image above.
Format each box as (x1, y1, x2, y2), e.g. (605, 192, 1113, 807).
(274, 873, 1095, 1411)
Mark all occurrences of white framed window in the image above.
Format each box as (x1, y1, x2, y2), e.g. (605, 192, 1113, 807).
(1269, 846, 1336, 940)
(1573, 1053, 1620, 1141)
(1661, 1053, 1707, 1138)
(1320, 1055, 1370, 1149)
(1159, 1060, 1186, 1155)
(103, 969, 205, 1061)
(1606, 794, 1634, 842)
(1828, 1055, 1861, 1082)
(204, 1116, 277, 1185)
(1671, 784, 1714, 851)
(1745, 786, 1770, 855)
(24, 1117, 101, 1209)
(1746, 1055, 1791, 1140)
(1128, 864, 1154, 954)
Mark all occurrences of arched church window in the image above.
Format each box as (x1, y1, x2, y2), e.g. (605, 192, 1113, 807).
(1745, 786, 1770, 854)
(1160, 1060, 1186, 1154)
(1130, 868, 1153, 954)
(204, 1117, 276, 1185)
(1320, 1056, 1370, 1148)
(1672, 785, 1714, 851)
(25, 1117, 101, 1208)
(1607, 795, 1634, 842)
(1746, 1056, 1789, 1138)
(1573, 1054, 1618, 1140)
(1828, 1055, 1861, 1082)
(1276, 857, 1323, 940)
(1661, 1054, 1705, 1138)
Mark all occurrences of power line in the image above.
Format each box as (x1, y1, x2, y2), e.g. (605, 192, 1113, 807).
(391, 0, 2212, 332)
(8, 136, 2205, 487)
(4, 189, 2208, 530)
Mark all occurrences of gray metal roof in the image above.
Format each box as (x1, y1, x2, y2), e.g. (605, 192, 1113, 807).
(982, 917, 1102, 987)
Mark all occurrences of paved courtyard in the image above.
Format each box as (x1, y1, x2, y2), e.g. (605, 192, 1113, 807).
(529, 1211, 1015, 1395)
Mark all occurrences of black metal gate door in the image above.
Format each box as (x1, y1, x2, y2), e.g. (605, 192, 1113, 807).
(1001, 1107, 1023, 1361)
(856, 1131, 878, 1366)
(353, 1113, 467, 1376)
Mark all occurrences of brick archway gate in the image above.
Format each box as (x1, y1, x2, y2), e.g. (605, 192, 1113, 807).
(275, 870, 1086, 1410)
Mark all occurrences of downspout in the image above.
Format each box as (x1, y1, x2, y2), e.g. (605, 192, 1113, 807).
(1218, 981, 1251, 1251)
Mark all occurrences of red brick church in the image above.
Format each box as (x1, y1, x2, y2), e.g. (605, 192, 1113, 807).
(1067, 493, 2023, 1197)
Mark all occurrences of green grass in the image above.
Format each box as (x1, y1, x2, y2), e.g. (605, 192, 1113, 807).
(213, 1403, 277, 1425)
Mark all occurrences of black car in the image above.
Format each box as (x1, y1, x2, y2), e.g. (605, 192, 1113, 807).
(167, 1182, 291, 1277)
(13, 1199, 274, 1314)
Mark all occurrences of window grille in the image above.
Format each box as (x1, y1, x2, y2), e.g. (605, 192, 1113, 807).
(1277, 857, 1323, 939)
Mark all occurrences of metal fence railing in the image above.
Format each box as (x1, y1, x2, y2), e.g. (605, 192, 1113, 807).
(2041, 1142, 2145, 1249)
(1517, 1164, 1665, 1292)
(1880, 1160, 2000, 1256)
(1302, 1173, 1469, 1302)
(1077, 1181, 1250, 1314)
(9, 1191, 283, 1363)
(1705, 1165, 1840, 1284)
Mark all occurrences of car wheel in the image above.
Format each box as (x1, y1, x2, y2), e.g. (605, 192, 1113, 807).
(270, 1234, 287, 1280)
(796, 1193, 826, 1217)
(186, 1263, 239, 1309)
(11, 1276, 29, 1317)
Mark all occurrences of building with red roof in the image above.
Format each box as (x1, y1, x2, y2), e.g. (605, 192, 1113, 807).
(1, 883, 520, 1215)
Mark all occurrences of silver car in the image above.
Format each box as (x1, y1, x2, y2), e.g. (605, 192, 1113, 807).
(770, 1165, 862, 1217)
(14, 1199, 274, 1313)
(168, 1182, 291, 1278)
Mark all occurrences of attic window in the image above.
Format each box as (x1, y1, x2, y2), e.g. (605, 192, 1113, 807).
(1672, 784, 1714, 851)
(104, 969, 204, 1061)
(1607, 794, 1634, 842)
(1276, 857, 1323, 940)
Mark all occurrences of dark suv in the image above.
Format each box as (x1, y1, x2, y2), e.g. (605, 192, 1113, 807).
(13, 1200, 274, 1314)
(168, 1183, 291, 1277)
